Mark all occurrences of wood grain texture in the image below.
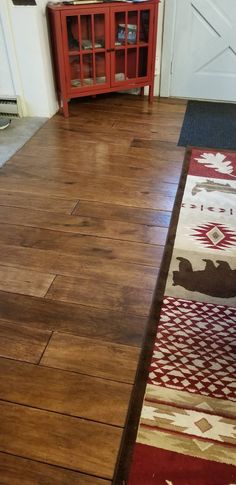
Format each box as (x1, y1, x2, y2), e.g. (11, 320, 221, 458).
(112, 122, 181, 143)
(41, 333, 140, 383)
(0, 358, 131, 425)
(131, 138, 182, 149)
(0, 205, 169, 244)
(0, 224, 164, 267)
(46, 274, 154, 315)
(0, 291, 146, 345)
(0, 190, 77, 214)
(0, 245, 158, 289)
(0, 453, 111, 484)
(0, 321, 51, 363)
(0, 265, 54, 297)
(10, 153, 182, 184)
(0, 173, 176, 210)
(0, 401, 121, 479)
(72, 200, 171, 227)
(14, 140, 184, 165)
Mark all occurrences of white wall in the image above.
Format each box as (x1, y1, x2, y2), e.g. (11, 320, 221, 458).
(0, 18, 15, 96)
(2, 0, 58, 117)
(154, 0, 164, 95)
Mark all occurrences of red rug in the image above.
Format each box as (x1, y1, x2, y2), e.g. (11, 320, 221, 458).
(116, 148, 236, 484)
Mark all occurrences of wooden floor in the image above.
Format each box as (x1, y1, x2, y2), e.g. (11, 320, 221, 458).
(0, 95, 186, 484)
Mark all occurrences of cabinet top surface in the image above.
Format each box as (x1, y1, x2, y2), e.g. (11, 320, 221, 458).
(47, 0, 159, 10)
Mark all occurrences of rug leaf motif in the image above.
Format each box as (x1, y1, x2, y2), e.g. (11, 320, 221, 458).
(194, 152, 236, 177)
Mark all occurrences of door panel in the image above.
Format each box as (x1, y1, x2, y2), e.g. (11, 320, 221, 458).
(110, 5, 154, 87)
(170, 0, 236, 102)
(62, 8, 110, 93)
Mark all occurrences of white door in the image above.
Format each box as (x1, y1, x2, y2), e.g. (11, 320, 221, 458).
(161, 0, 236, 102)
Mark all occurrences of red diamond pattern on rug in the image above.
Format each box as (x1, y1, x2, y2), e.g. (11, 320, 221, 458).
(148, 297, 236, 401)
(190, 222, 236, 250)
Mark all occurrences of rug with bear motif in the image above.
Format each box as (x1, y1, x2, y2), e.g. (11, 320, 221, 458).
(126, 148, 236, 484)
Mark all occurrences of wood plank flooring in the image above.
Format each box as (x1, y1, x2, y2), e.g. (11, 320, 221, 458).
(0, 95, 186, 483)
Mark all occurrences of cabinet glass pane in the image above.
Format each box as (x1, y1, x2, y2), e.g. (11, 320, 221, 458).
(69, 55, 81, 87)
(115, 50, 125, 81)
(94, 14, 105, 48)
(127, 11, 138, 45)
(81, 15, 92, 50)
(138, 46, 148, 77)
(67, 16, 79, 51)
(115, 12, 126, 46)
(82, 53, 94, 85)
(95, 53, 106, 84)
(127, 48, 137, 78)
(139, 10, 150, 43)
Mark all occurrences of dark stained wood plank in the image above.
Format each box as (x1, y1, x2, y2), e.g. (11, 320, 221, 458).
(0, 190, 77, 214)
(131, 137, 184, 149)
(0, 291, 146, 346)
(0, 224, 164, 267)
(129, 142, 184, 161)
(0, 453, 111, 484)
(113, 121, 181, 143)
(57, 112, 184, 132)
(14, 141, 184, 165)
(67, 93, 185, 109)
(0, 358, 131, 426)
(0, 172, 176, 210)
(12, 143, 182, 164)
(44, 107, 184, 128)
(0, 206, 169, 244)
(0, 264, 54, 297)
(17, 140, 129, 159)
(30, 110, 184, 144)
(46, 275, 154, 316)
(22, 126, 133, 148)
(10, 153, 182, 184)
(0, 321, 51, 363)
(13, 122, 181, 152)
(130, 138, 184, 152)
(1, 165, 178, 199)
(0, 401, 121, 479)
(41, 333, 140, 383)
(0, 245, 158, 289)
(68, 95, 187, 114)
(73, 200, 171, 227)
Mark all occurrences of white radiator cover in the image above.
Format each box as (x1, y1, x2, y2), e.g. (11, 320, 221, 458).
(0, 96, 23, 118)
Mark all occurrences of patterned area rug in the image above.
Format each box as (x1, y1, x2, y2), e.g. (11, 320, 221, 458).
(118, 148, 236, 484)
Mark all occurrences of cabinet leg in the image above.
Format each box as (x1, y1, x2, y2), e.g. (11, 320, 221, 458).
(148, 85, 154, 104)
(140, 87, 144, 97)
(62, 99, 69, 118)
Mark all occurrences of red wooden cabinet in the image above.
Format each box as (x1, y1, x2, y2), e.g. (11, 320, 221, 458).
(47, 0, 160, 117)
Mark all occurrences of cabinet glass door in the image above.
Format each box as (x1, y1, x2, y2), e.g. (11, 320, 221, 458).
(110, 6, 154, 86)
(62, 10, 110, 92)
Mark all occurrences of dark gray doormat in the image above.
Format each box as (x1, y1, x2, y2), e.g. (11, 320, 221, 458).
(178, 100, 236, 150)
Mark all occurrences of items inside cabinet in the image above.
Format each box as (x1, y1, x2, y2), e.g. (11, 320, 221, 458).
(67, 12, 108, 87)
(113, 9, 150, 81)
